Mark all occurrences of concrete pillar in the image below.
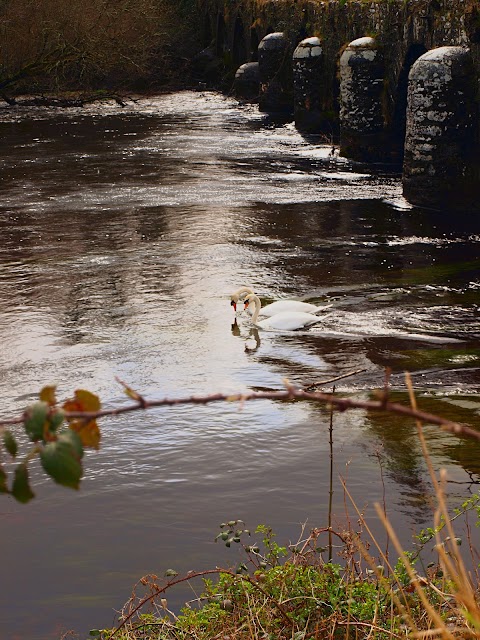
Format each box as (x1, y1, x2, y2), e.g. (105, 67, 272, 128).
(339, 37, 386, 162)
(234, 62, 259, 100)
(258, 32, 293, 114)
(293, 37, 328, 133)
(403, 46, 480, 211)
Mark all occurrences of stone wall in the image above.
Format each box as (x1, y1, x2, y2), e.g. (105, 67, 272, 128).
(199, 0, 479, 109)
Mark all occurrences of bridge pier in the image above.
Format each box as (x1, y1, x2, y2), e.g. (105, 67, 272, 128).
(234, 62, 260, 100)
(339, 37, 388, 162)
(402, 46, 480, 211)
(293, 37, 328, 134)
(258, 32, 293, 114)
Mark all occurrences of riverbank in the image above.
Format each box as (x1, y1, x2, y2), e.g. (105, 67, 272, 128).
(0, 0, 203, 98)
(96, 476, 480, 640)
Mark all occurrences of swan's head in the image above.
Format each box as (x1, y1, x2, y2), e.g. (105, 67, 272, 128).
(230, 286, 255, 311)
(243, 293, 257, 310)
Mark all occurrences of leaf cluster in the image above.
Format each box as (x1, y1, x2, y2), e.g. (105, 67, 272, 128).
(1, 386, 101, 502)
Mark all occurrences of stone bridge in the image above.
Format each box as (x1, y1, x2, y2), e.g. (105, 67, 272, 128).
(196, 0, 480, 212)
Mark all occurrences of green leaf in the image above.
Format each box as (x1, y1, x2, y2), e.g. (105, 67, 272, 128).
(0, 466, 8, 494)
(12, 464, 35, 503)
(48, 409, 65, 432)
(3, 430, 18, 457)
(24, 401, 49, 442)
(58, 428, 84, 457)
(40, 434, 83, 489)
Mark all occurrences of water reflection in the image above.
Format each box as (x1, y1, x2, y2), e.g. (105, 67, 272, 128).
(0, 91, 478, 639)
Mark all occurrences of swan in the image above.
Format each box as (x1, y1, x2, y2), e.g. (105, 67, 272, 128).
(244, 293, 326, 331)
(230, 286, 332, 316)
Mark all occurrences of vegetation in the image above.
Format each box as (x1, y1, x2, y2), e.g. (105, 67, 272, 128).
(92, 482, 480, 639)
(0, 0, 202, 97)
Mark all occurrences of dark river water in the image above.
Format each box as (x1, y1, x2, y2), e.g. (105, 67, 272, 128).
(0, 91, 479, 639)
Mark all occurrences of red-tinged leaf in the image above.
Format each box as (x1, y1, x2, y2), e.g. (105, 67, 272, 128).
(40, 433, 83, 489)
(74, 389, 101, 412)
(69, 419, 101, 450)
(12, 464, 35, 503)
(0, 466, 8, 493)
(39, 385, 57, 406)
(24, 401, 49, 442)
(63, 389, 101, 418)
(63, 398, 82, 413)
(3, 430, 18, 458)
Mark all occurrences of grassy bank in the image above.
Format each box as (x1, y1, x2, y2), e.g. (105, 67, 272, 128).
(94, 481, 480, 639)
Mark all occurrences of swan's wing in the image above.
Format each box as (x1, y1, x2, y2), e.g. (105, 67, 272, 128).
(260, 300, 325, 316)
(257, 311, 324, 331)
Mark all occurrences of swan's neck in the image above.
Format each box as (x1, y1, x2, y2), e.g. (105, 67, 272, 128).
(237, 286, 254, 299)
(251, 296, 261, 324)
(231, 286, 254, 303)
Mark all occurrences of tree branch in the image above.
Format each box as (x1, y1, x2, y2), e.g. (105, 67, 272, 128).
(0, 380, 477, 441)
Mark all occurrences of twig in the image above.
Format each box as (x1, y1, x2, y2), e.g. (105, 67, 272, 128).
(328, 386, 335, 562)
(0, 384, 478, 441)
(304, 368, 367, 390)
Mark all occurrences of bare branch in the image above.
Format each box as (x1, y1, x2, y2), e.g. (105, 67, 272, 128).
(0, 382, 478, 441)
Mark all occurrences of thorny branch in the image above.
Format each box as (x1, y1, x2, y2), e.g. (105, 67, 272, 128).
(0, 375, 478, 441)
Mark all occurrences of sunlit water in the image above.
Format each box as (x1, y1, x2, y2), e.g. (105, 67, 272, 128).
(0, 91, 479, 639)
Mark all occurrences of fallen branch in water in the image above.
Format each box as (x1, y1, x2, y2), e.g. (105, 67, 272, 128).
(303, 367, 368, 390)
(0, 92, 132, 108)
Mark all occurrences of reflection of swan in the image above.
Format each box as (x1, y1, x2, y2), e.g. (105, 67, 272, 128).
(231, 314, 261, 351)
(245, 327, 261, 352)
(231, 286, 332, 316)
(231, 318, 241, 336)
(244, 294, 325, 331)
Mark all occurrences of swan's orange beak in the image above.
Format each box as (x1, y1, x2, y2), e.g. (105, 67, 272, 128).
(244, 300, 249, 309)
(230, 300, 237, 311)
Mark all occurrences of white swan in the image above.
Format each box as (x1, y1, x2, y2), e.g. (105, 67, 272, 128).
(244, 294, 325, 331)
(230, 286, 332, 316)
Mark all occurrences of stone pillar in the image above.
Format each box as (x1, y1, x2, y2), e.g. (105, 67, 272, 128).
(339, 37, 386, 162)
(258, 32, 293, 114)
(293, 37, 327, 133)
(403, 46, 480, 212)
(234, 62, 260, 100)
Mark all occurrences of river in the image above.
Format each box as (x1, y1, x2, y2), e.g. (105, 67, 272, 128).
(0, 91, 479, 639)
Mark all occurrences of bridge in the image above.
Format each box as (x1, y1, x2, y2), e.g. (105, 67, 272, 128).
(196, 0, 480, 212)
